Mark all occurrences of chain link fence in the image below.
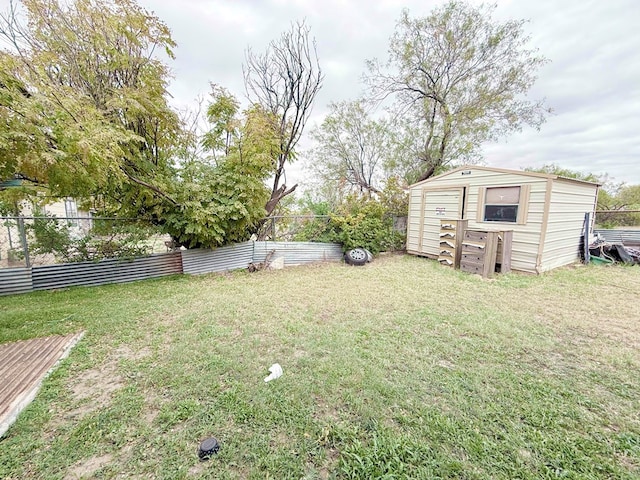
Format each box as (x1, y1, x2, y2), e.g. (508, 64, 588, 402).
(0, 216, 170, 269)
(1, 213, 410, 269)
(594, 210, 640, 228)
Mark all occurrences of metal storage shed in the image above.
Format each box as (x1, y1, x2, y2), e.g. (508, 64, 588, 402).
(406, 166, 600, 274)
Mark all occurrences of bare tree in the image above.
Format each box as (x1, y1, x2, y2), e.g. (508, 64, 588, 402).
(244, 20, 323, 216)
(310, 100, 392, 197)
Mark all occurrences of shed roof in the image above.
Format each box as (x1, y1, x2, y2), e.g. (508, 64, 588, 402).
(409, 165, 601, 189)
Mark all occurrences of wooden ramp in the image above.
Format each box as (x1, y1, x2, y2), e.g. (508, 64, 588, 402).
(0, 332, 84, 438)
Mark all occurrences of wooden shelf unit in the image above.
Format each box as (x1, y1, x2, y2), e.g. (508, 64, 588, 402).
(460, 229, 513, 278)
(438, 219, 468, 268)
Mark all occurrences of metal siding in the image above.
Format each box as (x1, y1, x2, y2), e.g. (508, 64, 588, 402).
(594, 229, 640, 245)
(419, 189, 463, 256)
(31, 253, 183, 290)
(406, 189, 422, 251)
(407, 170, 548, 272)
(540, 181, 598, 272)
(181, 242, 254, 275)
(0, 242, 344, 294)
(0, 268, 33, 296)
(253, 242, 343, 265)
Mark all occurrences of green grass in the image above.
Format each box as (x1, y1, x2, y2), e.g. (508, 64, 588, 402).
(0, 255, 639, 479)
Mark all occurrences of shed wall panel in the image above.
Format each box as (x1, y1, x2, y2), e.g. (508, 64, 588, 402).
(406, 189, 423, 252)
(419, 189, 463, 256)
(540, 180, 598, 272)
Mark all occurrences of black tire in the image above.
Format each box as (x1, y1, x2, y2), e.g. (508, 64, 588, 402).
(344, 248, 368, 266)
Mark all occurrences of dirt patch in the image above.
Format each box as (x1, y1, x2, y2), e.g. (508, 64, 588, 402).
(112, 345, 152, 362)
(188, 461, 209, 477)
(64, 350, 126, 419)
(319, 447, 340, 479)
(65, 453, 112, 479)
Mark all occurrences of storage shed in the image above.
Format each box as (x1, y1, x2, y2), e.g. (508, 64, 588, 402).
(406, 166, 600, 273)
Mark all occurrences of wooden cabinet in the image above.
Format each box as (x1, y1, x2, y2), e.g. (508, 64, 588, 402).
(460, 230, 499, 278)
(438, 219, 467, 268)
(460, 229, 513, 277)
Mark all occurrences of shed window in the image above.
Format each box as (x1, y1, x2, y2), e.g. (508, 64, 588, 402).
(483, 186, 521, 223)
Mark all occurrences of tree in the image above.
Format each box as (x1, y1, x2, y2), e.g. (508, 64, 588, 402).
(365, 2, 549, 182)
(244, 20, 324, 216)
(309, 100, 394, 197)
(0, 0, 180, 205)
(0, 0, 273, 249)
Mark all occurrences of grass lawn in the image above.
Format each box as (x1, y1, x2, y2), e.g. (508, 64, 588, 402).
(0, 254, 639, 479)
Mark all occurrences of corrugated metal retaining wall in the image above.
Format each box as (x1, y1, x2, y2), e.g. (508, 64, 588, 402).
(181, 241, 254, 275)
(594, 229, 640, 246)
(0, 268, 33, 296)
(181, 241, 343, 274)
(31, 252, 183, 291)
(253, 241, 343, 266)
(0, 242, 343, 295)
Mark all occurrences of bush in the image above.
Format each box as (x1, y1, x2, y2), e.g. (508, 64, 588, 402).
(330, 196, 404, 254)
(295, 195, 405, 254)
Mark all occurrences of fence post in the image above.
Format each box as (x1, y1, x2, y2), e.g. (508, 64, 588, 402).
(17, 216, 31, 268)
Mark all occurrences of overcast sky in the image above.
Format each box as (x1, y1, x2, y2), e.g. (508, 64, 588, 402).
(4, 0, 639, 186)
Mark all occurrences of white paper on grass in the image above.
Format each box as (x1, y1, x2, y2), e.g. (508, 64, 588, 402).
(264, 363, 283, 382)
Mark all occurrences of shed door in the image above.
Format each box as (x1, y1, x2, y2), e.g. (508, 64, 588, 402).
(420, 188, 465, 255)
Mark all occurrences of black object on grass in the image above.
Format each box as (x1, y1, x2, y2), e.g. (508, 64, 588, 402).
(198, 437, 220, 460)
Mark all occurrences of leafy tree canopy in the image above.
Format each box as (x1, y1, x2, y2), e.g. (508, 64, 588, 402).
(0, 0, 274, 248)
(365, 1, 549, 182)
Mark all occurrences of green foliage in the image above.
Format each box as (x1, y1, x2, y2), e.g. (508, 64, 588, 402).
(0, 0, 180, 200)
(295, 195, 404, 254)
(202, 84, 240, 161)
(379, 177, 409, 217)
(525, 163, 603, 184)
(329, 196, 404, 254)
(27, 215, 74, 262)
(596, 183, 640, 227)
(26, 215, 159, 263)
(0, 0, 274, 250)
(161, 160, 269, 248)
(309, 100, 395, 195)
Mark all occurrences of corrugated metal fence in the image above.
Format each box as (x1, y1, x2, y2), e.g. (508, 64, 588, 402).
(0, 242, 343, 296)
(253, 241, 343, 267)
(0, 268, 33, 296)
(181, 241, 343, 274)
(181, 242, 254, 275)
(594, 229, 640, 246)
(31, 252, 183, 291)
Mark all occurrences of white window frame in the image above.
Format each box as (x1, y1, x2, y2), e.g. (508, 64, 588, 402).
(64, 198, 79, 226)
(477, 185, 531, 225)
